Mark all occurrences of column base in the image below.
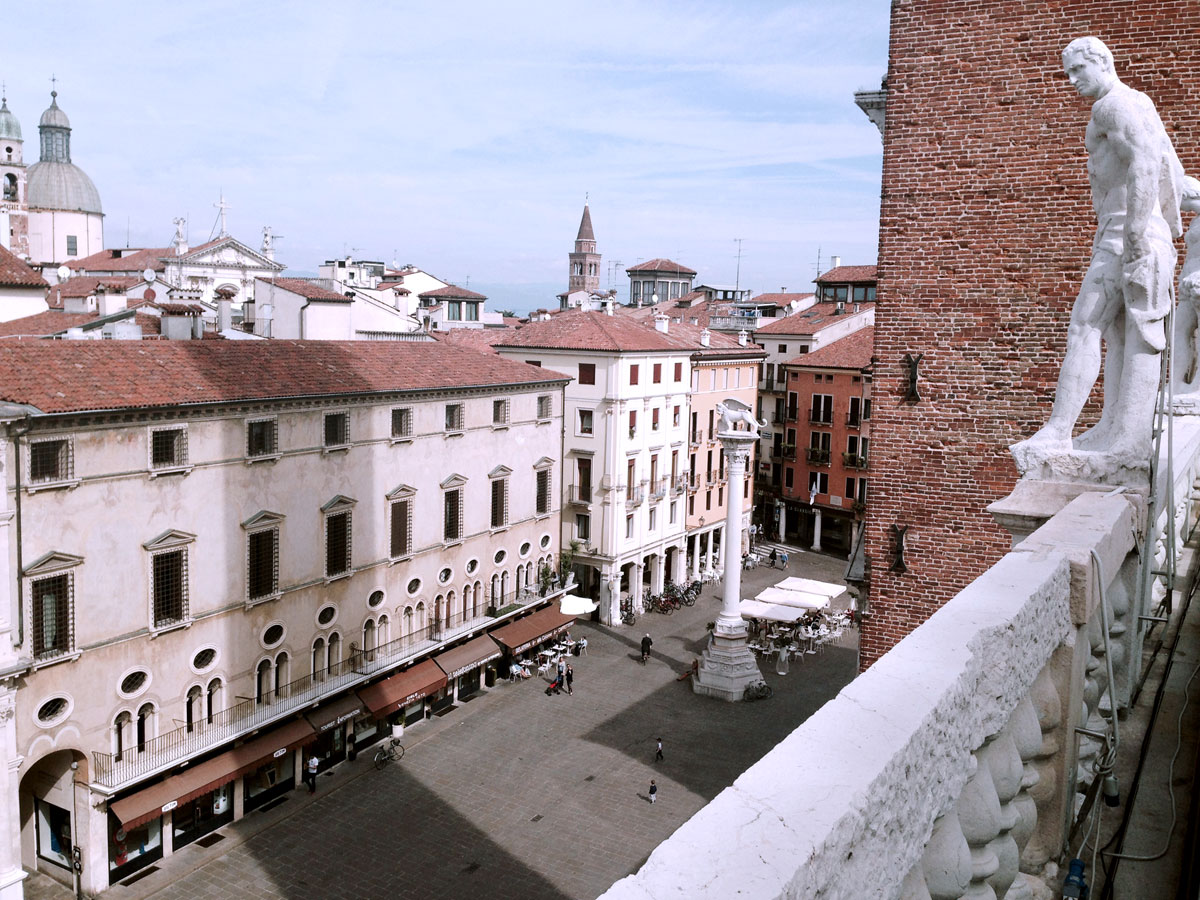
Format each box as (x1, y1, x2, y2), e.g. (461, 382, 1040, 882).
(692, 631, 761, 702)
(0, 866, 27, 900)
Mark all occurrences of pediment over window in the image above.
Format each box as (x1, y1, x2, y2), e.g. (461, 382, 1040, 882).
(23, 551, 84, 576)
(321, 495, 358, 513)
(242, 510, 285, 530)
(142, 529, 197, 551)
(386, 484, 417, 500)
(440, 473, 468, 490)
(533, 456, 554, 470)
(488, 465, 513, 479)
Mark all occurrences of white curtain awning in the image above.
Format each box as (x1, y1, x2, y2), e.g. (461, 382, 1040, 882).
(560, 594, 598, 616)
(774, 577, 846, 600)
(739, 599, 806, 623)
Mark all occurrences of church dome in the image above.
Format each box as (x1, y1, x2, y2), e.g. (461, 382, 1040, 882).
(27, 162, 103, 213)
(39, 92, 70, 129)
(0, 97, 20, 141)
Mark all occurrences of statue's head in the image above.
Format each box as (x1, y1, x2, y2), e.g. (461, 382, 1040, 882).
(1063, 37, 1116, 99)
(1183, 176, 1200, 214)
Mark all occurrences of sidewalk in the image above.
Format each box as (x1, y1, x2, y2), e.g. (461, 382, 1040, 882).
(25, 550, 858, 900)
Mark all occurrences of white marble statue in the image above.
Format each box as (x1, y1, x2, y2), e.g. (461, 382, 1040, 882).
(715, 398, 765, 437)
(1172, 177, 1200, 400)
(1012, 36, 1186, 480)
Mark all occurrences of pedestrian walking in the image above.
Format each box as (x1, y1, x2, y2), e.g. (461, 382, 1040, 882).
(557, 658, 566, 683)
(649, 780, 658, 804)
(769, 548, 778, 569)
(640, 633, 653, 663)
(565, 664, 574, 695)
(655, 737, 664, 762)
(780, 550, 789, 569)
(304, 754, 319, 794)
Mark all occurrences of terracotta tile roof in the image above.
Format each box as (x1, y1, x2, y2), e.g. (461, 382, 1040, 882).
(0, 340, 565, 414)
(0, 307, 162, 339)
(754, 301, 874, 336)
(433, 327, 516, 352)
(0, 245, 48, 288)
(48, 275, 140, 306)
(419, 284, 488, 301)
(494, 310, 687, 352)
(376, 281, 411, 294)
(750, 292, 815, 307)
(272, 278, 351, 302)
(785, 326, 874, 369)
(72, 247, 172, 274)
(154, 303, 204, 315)
(625, 258, 697, 276)
(815, 264, 877, 284)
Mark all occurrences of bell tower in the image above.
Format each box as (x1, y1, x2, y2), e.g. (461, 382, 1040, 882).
(0, 90, 29, 256)
(568, 202, 600, 294)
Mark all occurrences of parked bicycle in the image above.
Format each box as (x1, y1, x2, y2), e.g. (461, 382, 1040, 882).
(743, 680, 773, 702)
(620, 595, 637, 626)
(373, 737, 405, 769)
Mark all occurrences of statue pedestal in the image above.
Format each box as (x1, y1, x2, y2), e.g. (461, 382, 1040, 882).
(692, 618, 761, 702)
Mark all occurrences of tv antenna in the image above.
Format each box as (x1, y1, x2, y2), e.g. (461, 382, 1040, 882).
(733, 238, 744, 292)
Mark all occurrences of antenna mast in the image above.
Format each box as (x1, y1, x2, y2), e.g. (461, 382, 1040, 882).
(733, 238, 744, 292)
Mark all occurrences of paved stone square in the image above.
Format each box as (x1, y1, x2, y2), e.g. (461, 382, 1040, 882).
(30, 547, 856, 900)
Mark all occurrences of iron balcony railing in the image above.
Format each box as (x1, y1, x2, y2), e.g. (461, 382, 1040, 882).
(650, 478, 668, 499)
(91, 585, 565, 790)
(567, 483, 593, 504)
(782, 445, 797, 461)
(786, 409, 799, 423)
(672, 474, 688, 494)
(626, 484, 646, 505)
(809, 412, 833, 425)
(842, 453, 868, 469)
(806, 448, 831, 465)
(846, 412, 862, 428)
(689, 430, 703, 447)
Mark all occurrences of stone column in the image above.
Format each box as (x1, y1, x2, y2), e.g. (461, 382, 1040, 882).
(812, 508, 823, 551)
(0, 693, 25, 900)
(693, 432, 761, 700)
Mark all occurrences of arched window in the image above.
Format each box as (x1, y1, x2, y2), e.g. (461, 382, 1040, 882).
(446, 590, 457, 628)
(312, 637, 326, 681)
(186, 685, 202, 733)
(275, 652, 289, 696)
(2, 174, 16, 201)
(403, 606, 413, 636)
(473, 580, 483, 617)
(378, 614, 390, 646)
(136, 703, 155, 752)
(206, 678, 222, 723)
(364, 619, 376, 661)
(501, 570, 510, 600)
(415, 602, 426, 632)
(256, 659, 272, 704)
(113, 712, 131, 761)
(434, 595, 444, 632)
(491, 574, 500, 607)
(328, 632, 341, 675)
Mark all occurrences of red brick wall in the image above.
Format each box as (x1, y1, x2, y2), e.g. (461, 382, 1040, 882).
(861, 1, 1200, 668)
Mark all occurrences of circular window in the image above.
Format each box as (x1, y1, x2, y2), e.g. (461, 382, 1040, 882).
(540, 534, 552, 549)
(407, 578, 422, 595)
(262, 623, 285, 648)
(519, 541, 532, 558)
(438, 567, 453, 585)
(368, 590, 385, 609)
(465, 558, 478, 575)
(120, 670, 148, 696)
(37, 696, 70, 726)
(192, 647, 217, 672)
(317, 604, 337, 627)
(494, 549, 507, 565)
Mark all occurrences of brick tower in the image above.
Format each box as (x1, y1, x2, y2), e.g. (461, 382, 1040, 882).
(568, 203, 600, 294)
(859, 1, 1200, 668)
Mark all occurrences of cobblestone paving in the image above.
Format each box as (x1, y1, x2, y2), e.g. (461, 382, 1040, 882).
(27, 548, 856, 900)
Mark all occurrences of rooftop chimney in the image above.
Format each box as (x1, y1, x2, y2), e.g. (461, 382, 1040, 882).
(700, 328, 711, 347)
(738, 329, 748, 346)
(831, 255, 841, 269)
(654, 313, 669, 333)
(96, 284, 126, 317)
(605, 299, 615, 316)
(781, 287, 787, 292)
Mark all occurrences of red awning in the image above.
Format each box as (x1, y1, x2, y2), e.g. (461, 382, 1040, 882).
(489, 606, 576, 655)
(109, 717, 315, 829)
(303, 692, 364, 734)
(356, 659, 447, 716)
(433, 634, 503, 680)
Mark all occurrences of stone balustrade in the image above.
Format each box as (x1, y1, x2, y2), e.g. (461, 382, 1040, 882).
(600, 486, 1154, 899)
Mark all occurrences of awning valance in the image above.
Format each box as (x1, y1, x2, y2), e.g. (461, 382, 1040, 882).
(304, 692, 365, 733)
(110, 717, 315, 829)
(433, 635, 503, 680)
(488, 606, 576, 656)
(357, 659, 447, 716)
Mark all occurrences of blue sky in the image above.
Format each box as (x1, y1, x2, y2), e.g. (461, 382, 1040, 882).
(6, 1, 890, 313)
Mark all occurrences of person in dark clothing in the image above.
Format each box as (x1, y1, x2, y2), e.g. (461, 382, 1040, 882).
(655, 737, 664, 761)
(565, 664, 574, 695)
(640, 634, 653, 663)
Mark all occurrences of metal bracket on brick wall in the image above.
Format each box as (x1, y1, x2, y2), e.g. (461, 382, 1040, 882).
(889, 524, 908, 573)
(902, 353, 923, 402)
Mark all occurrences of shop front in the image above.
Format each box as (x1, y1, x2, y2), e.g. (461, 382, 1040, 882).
(303, 693, 363, 773)
(433, 633, 503, 702)
(357, 659, 447, 729)
(109, 717, 316, 859)
(489, 605, 577, 664)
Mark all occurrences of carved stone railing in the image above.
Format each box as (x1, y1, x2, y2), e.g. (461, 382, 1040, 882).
(599, 484, 1150, 899)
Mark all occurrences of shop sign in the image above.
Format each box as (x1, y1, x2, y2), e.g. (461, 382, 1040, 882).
(160, 800, 178, 814)
(273, 748, 287, 759)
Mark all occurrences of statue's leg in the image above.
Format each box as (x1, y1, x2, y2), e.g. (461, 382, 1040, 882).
(1019, 255, 1118, 449)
